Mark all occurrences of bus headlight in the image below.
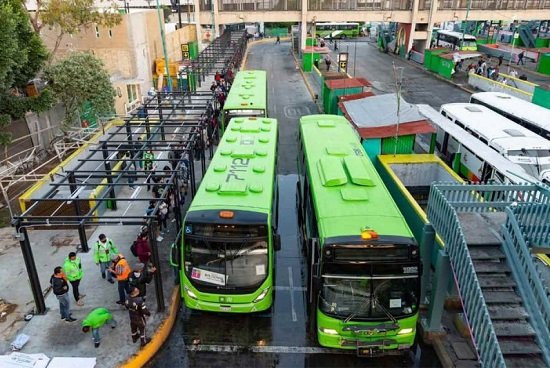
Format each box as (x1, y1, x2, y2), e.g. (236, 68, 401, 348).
(184, 285, 198, 300)
(321, 328, 339, 335)
(253, 287, 270, 303)
(398, 328, 414, 335)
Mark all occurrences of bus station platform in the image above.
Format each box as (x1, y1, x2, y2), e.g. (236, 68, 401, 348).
(0, 31, 248, 368)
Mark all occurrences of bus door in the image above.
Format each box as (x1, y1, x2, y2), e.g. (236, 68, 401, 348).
(307, 238, 320, 336)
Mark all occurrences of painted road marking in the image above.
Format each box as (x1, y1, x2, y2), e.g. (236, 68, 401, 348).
(185, 344, 355, 355)
(288, 266, 297, 322)
(273, 285, 306, 291)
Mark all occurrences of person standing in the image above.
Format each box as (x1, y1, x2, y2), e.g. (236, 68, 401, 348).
(94, 234, 118, 284)
(135, 233, 151, 264)
(276, 35, 280, 44)
(128, 263, 157, 300)
(125, 287, 151, 347)
(498, 55, 503, 66)
(50, 267, 77, 322)
(517, 51, 525, 65)
(63, 252, 85, 306)
(109, 253, 132, 305)
(142, 149, 155, 173)
(324, 55, 332, 71)
(81, 308, 117, 348)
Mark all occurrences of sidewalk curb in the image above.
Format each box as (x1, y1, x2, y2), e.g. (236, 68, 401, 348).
(118, 287, 180, 368)
(290, 51, 322, 113)
(389, 52, 476, 95)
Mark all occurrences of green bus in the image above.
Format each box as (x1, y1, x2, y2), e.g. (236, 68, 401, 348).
(315, 22, 360, 39)
(297, 114, 421, 356)
(221, 70, 267, 132)
(172, 116, 280, 313)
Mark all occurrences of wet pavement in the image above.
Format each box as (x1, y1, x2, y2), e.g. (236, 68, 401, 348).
(149, 41, 442, 368)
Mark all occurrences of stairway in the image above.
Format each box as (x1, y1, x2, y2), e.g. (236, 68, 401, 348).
(518, 25, 536, 48)
(458, 212, 546, 367)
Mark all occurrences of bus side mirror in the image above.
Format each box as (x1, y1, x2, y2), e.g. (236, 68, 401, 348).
(169, 242, 180, 268)
(274, 233, 281, 251)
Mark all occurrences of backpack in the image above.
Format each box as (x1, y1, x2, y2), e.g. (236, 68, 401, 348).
(130, 241, 138, 257)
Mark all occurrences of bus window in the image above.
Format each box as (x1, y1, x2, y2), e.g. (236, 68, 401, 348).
(479, 137, 488, 144)
(456, 120, 465, 128)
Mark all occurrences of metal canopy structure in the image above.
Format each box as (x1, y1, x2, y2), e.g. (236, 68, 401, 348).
(13, 31, 248, 315)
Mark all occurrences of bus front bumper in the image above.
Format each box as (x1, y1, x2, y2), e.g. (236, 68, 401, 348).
(183, 288, 272, 313)
(318, 330, 414, 356)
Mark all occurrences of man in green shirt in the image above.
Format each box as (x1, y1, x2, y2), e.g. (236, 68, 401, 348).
(63, 252, 85, 306)
(93, 233, 118, 284)
(81, 307, 117, 348)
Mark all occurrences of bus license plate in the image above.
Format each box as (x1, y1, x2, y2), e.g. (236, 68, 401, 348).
(220, 306, 231, 312)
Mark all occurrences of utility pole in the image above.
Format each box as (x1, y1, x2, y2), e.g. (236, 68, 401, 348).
(460, 0, 472, 50)
(156, 0, 173, 91)
(392, 62, 404, 155)
(177, 0, 182, 28)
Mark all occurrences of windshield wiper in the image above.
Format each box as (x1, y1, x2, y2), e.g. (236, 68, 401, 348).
(372, 295, 399, 327)
(344, 298, 370, 323)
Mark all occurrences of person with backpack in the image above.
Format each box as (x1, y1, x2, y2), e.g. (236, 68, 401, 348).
(63, 252, 85, 306)
(134, 233, 151, 264)
(81, 308, 117, 348)
(94, 234, 118, 284)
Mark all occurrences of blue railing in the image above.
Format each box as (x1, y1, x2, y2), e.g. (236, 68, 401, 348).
(427, 182, 550, 367)
(427, 183, 506, 367)
(502, 205, 550, 366)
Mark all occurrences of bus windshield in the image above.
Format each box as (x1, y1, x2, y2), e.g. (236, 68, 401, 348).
(185, 238, 268, 290)
(319, 274, 418, 320)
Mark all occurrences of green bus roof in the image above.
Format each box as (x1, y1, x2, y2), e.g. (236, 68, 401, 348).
(187, 116, 277, 214)
(299, 114, 413, 241)
(223, 70, 267, 111)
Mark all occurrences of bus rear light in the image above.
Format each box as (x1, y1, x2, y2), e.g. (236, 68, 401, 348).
(219, 210, 234, 219)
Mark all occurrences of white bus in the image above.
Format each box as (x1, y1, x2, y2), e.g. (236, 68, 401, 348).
(438, 103, 550, 184)
(435, 30, 477, 51)
(417, 104, 537, 184)
(469, 92, 550, 140)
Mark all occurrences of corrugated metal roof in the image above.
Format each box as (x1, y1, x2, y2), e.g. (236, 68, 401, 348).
(343, 93, 425, 128)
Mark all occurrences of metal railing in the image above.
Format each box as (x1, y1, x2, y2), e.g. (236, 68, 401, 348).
(212, 0, 549, 10)
(427, 183, 515, 367)
(428, 182, 550, 367)
(502, 205, 550, 366)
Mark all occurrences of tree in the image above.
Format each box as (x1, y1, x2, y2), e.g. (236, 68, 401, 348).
(0, 0, 54, 148)
(45, 52, 115, 130)
(26, 0, 122, 58)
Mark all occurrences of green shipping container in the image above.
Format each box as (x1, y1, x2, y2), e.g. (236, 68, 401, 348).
(535, 38, 550, 48)
(381, 134, 415, 155)
(532, 85, 550, 108)
(303, 53, 316, 72)
(189, 41, 199, 60)
(537, 53, 550, 75)
(437, 57, 454, 79)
